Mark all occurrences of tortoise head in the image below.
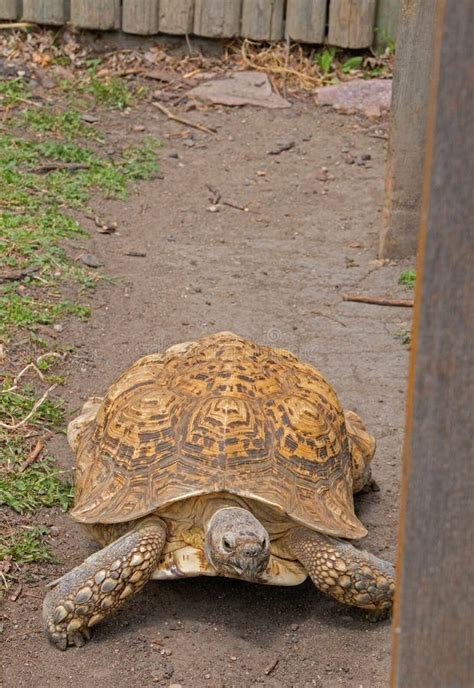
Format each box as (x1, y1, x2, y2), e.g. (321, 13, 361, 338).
(204, 507, 270, 580)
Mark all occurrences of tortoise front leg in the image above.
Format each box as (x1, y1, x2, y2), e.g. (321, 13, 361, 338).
(289, 528, 395, 618)
(43, 517, 166, 650)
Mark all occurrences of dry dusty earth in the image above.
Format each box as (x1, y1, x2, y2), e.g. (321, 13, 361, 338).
(1, 97, 412, 687)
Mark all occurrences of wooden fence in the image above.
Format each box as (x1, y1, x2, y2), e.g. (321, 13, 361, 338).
(0, 1, 399, 48)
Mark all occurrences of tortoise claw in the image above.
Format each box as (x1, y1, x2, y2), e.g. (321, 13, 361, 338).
(72, 628, 92, 647)
(45, 619, 93, 650)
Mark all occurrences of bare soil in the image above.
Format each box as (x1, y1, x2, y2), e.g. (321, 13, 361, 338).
(1, 100, 411, 688)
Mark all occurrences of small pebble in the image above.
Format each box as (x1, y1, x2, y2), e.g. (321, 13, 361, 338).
(80, 253, 103, 268)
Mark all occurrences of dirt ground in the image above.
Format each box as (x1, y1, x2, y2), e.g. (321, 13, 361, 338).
(1, 98, 411, 687)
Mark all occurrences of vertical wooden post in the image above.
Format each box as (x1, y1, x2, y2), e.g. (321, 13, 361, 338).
(71, 0, 121, 30)
(159, 0, 194, 35)
(194, 0, 243, 38)
(379, 0, 438, 258)
(241, 0, 285, 41)
(375, 0, 400, 48)
(23, 0, 69, 24)
(0, 0, 20, 19)
(391, 1, 474, 687)
(285, 0, 327, 44)
(328, 0, 377, 48)
(122, 0, 159, 35)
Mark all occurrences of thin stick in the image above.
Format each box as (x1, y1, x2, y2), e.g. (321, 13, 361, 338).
(0, 265, 40, 283)
(1, 353, 63, 395)
(0, 384, 57, 430)
(29, 162, 90, 174)
(222, 201, 250, 213)
(1, 363, 44, 394)
(342, 293, 414, 307)
(0, 22, 37, 30)
(18, 439, 44, 473)
(151, 101, 217, 135)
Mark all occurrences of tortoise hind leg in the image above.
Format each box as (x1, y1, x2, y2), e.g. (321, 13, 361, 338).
(289, 528, 395, 618)
(344, 410, 376, 493)
(43, 517, 166, 650)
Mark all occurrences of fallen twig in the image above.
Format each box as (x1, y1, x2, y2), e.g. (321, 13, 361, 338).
(342, 293, 414, 307)
(223, 200, 260, 214)
(0, 384, 57, 430)
(29, 162, 90, 174)
(1, 362, 44, 393)
(0, 265, 40, 283)
(18, 439, 45, 473)
(152, 101, 217, 135)
(0, 353, 64, 395)
(264, 658, 279, 676)
(0, 22, 37, 30)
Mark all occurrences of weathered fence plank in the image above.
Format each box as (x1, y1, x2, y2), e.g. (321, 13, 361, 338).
(159, 0, 194, 35)
(71, 0, 121, 30)
(328, 0, 376, 48)
(194, 0, 243, 38)
(375, 0, 400, 47)
(285, 0, 326, 44)
(391, 2, 474, 685)
(241, 0, 285, 41)
(122, 0, 159, 35)
(0, 0, 20, 19)
(380, 0, 438, 258)
(22, 0, 69, 25)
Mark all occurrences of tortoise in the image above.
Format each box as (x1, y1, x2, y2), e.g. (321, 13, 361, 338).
(43, 332, 395, 649)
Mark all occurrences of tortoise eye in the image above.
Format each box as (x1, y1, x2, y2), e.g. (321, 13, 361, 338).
(222, 538, 232, 551)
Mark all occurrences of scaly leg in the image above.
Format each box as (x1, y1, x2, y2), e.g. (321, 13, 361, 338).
(289, 528, 395, 618)
(43, 517, 166, 649)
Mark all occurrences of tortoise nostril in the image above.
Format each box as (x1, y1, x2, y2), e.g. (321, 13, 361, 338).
(243, 544, 260, 557)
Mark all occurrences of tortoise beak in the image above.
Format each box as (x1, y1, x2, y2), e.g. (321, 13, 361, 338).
(232, 554, 270, 579)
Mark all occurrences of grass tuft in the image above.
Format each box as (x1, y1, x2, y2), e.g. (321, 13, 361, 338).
(399, 269, 416, 289)
(0, 46, 159, 578)
(0, 526, 53, 563)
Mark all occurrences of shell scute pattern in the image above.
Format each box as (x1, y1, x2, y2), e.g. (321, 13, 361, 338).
(71, 332, 366, 538)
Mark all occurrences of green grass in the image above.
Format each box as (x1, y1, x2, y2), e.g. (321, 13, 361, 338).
(0, 55, 159, 578)
(0, 291, 90, 336)
(20, 108, 98, 140)
(341, 55, 364, 74)
(0, 384, 65, 427)
(399, 269, 416, 289)
(394, 326, 412, 348)
(58, 63, 147, 110)
(0, 459, 72, 514)
(0, 525, 53, 564)
(313, 48, 392, 81)
(0, 77, 31, 107)
(0, 134, 160, 210)
(315, 47, 337, 75)
(0, 133, 158, 341)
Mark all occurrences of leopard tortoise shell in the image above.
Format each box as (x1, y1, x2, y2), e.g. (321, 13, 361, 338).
(43, 332, 394, 650)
